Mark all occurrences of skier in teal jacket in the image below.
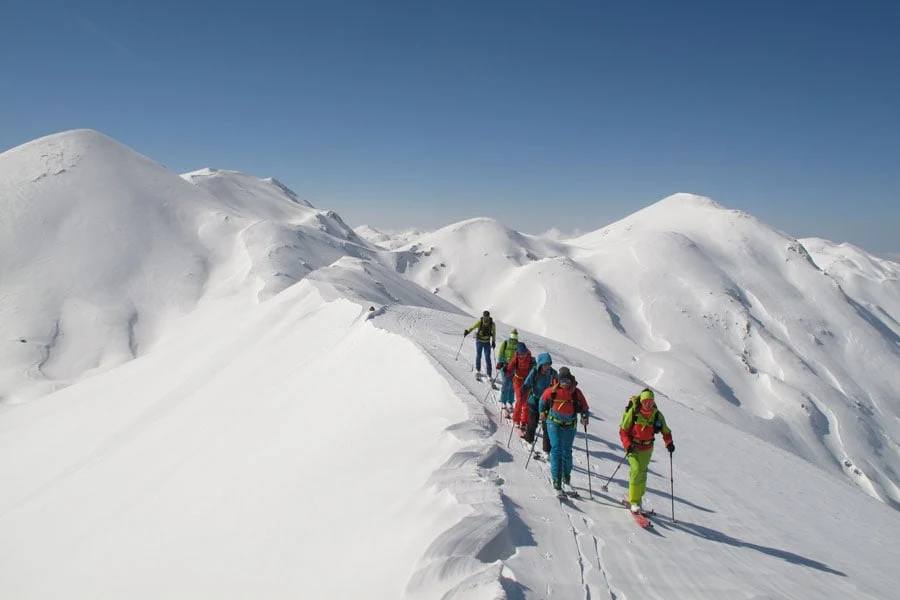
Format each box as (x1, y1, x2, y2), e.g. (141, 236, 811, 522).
(522, 352, 556, 448)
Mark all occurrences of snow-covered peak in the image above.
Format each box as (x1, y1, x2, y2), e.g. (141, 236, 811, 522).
(654, 191, 724, 210)
(181, 167, 314, 219)
(0, 130, 228, 401)
(0, 130, 380, 402)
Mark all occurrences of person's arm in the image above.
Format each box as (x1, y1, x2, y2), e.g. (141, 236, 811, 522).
(539, 387, 553, 416)
(619, 408, 634, 451)
(659, 411, 674, 451)
(577, 389, 590, 425)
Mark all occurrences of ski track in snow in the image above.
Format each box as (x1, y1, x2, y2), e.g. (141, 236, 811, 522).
(380, 305, 626, 599)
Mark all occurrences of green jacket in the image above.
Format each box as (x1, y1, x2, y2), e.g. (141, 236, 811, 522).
(497, 338, 517, 365)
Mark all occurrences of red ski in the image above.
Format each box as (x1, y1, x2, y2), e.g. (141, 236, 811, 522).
(620, 498, 653, 528)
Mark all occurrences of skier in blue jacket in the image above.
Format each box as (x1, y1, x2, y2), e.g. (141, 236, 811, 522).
(522, 352, 557, 450)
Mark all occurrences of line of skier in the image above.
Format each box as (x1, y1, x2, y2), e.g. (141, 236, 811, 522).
(464, 312, 675, 513)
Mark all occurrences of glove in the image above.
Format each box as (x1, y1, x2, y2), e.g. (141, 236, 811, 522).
(625, 444, 636, 456)
(667, 442, 675, 454)
(463, 329, 469, 337)
(491, 340, 496, 349)
(539, 412, 547, 423)
(581, 416, 589, 427)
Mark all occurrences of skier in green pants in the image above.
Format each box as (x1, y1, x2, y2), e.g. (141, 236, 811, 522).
(618, 389, 674, 513)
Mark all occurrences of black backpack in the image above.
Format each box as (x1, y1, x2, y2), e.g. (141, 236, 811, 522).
(477, 317, 493, 338)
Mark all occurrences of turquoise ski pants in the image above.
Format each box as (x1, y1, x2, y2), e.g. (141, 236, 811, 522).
(546, 421, 577, 483)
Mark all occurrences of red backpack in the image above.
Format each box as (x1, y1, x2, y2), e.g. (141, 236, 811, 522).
(512, 351, 534, 379)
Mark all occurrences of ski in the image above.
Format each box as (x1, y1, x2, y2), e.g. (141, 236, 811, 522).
(630, 510, 651, 528)
(620, 498, 653, 527)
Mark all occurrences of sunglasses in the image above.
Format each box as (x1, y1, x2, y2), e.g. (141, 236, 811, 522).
(559, 377, 573, 385)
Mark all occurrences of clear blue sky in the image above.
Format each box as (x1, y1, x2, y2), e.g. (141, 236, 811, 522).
(2, 0, 898, 254)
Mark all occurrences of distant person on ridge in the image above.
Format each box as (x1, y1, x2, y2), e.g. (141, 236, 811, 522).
(495, 329, 519, 418)
(505, 341, 535, 436)
(464, 310, 496, 379)
(539, 366, 590, 495)
(522, 352, 557, 453)
(619, 389, 674, 513)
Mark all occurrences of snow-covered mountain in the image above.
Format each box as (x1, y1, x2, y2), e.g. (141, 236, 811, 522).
(1, 130, 898, 599)
(388, 195, 900, 510)
(0, 130, 443, 403)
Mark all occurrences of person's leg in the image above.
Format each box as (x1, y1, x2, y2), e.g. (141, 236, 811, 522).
(547, 422, 562, 485)
(500, 374, 514, 412)
(627, 453, 642, 505)
(632, 449, 653, 506)
(512, 379, 526, 425)
(561, 425, 577, 483)
(524, 402, 538, 443)
(627, 450, 653, 505)
(474, 341, 488, 372)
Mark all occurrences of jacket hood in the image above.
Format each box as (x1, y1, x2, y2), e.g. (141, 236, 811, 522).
(536, 352, 552, 367)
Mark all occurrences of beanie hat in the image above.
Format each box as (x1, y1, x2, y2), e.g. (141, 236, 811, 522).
(509, 329, 518, 340)
(517, 342, 527, 353)
(483, 310, 491, 317)
(558, 366, 572, 381)
(640, 389, 655, 401)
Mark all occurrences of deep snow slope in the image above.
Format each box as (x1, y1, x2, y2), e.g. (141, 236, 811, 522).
(2, 292, 897, 600)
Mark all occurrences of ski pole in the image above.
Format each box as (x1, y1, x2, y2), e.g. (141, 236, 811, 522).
(454, 335, 465, 361)
(600, 454, 628, 492)
(669, 452, 676, 523)
(482, 372, 500, 403)
(506, 413, 516, 447)
(583, 422, 593, 499)
(525, 423, 541, 469)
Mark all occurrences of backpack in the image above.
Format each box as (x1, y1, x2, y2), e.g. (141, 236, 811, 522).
(477, 317, 493, 338)
(547, 383, 584, 414)
(512, 351, 534, 378)
(624, 395, 662, 433)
